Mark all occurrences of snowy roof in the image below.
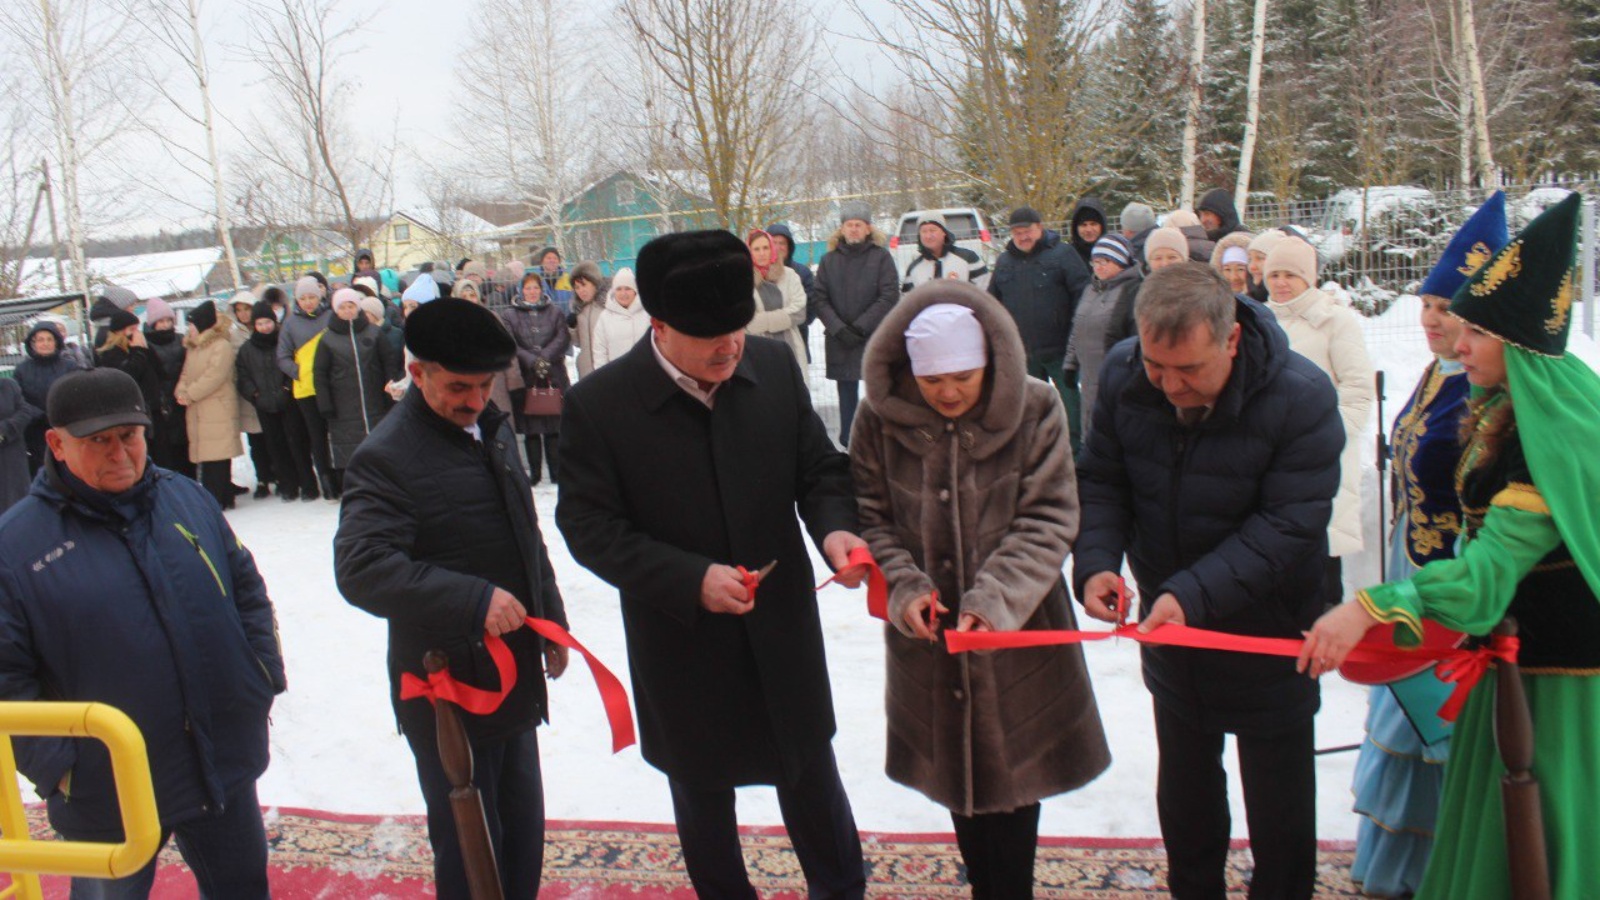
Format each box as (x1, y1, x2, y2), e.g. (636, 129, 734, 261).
(12, 247, 224, 301)
(393, 207, 499, 239)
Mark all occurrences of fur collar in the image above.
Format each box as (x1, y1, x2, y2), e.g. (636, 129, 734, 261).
(861, 280, 1029, 460)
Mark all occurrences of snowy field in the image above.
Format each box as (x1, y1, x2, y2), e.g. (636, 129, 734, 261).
(226, 296, 1598, 842)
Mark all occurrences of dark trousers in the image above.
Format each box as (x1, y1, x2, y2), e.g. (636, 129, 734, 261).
(952, 802, 1041, 899)
(668, 748, 864, 899)
(257, 408, 305, 496)
(245, 431, 275, 484)
(406, 727, 545, 900)
(294, 396, 332, 482)
(524, 434, 560, 484)
(69, 783, 269, 899)
(198, 460, 234, 509)
(278, 403, 318, 498)
(1025, 356, 1081, 451)
(835, 380, 859, 447)
(1154, 703, 1316, 900)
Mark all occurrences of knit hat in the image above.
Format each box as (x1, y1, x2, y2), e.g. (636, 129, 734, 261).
(1221, 246, 1250, 266)
(1264, 238, 1318, 288)
(839, 200, 872, 225)
(1143, 227, 1189, 263)
(294, 275, 321, 298)
(1247, 229, 1286, 258)
(1120, 203, 1157, 235)
(46, 369, 151, 438)
(100, 285, 139, 310)
(250, 300, 277, 324)
(187, 300, 218, 334)
(905, 303, 987, 377)
(1449, 192, 1581, 358)
(1007, 206, 1042, 227)
(1166, 209, 1201, 228)
(305, 271, 328, 294)
(917, 212, 949, 230)
(610, 268, 637, 291)
(107, 308, 140, 332)
(401, 273, 439, 304)
(1091, 234, 1135, 269)
(229, 290, 255, 311)
(636, 230, 755, 337)
(331, 287, 363, 310)
(353, 275, 381, 298)
(358, 296, 386, 322)
(1419, 191, 1509, 300)
(144, 297, 175, 324)
(461, 260, 487, 281)
(403, 297, 518, 373)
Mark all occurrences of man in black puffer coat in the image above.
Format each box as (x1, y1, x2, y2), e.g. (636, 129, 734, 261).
(1073, 263, 1341, 900)
(1197, 187, 1251, 244)
(334, 298, 568, 900)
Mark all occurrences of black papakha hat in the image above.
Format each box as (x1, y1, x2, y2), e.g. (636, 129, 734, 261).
(403, 297, 517, 373)
(1449, 192, 1582, 358)
(47, 368, 152, 438)
(636, 230, 755, 338)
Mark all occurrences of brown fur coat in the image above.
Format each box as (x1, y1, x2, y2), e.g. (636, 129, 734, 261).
(851, 280, 1110, 815)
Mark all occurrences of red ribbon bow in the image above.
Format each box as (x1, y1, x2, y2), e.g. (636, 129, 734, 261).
(399, 617, 636, 754)
(1434, 635, 1520, 722)
(814, 546, 890, 620)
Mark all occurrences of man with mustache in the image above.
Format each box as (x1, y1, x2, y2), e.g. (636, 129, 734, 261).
(557, 230, 871, 898)
(334, 298, 570, 898)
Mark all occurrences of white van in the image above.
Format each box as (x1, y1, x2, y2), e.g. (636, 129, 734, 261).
(890, 208, 998, 290)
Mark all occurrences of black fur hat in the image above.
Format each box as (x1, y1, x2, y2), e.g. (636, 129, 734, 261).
(403, 298, 517, 373)
(636, 230, 755, 338)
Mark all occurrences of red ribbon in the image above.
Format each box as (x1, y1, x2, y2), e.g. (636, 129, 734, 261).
(814, 546, 890, 620)
(399, 617, 637, 753)
(944, 623, 1518, 723)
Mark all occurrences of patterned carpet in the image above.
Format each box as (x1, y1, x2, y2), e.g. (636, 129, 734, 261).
(15, 807, 1367, 897)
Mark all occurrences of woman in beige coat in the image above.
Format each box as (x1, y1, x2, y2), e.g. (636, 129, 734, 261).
(745, 229, 808, 373)
(851, 280, 1110, 898)
(1264, 237, 1374, 603)
(175, 300, 243, 509)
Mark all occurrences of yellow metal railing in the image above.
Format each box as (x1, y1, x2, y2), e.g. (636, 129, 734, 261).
(0, 703, 160, 900)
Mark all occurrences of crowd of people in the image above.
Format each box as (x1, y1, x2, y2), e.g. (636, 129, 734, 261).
(0, 188, 1594, 900)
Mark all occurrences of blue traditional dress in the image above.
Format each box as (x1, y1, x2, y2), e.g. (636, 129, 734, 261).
(1350, 358, 1469, 896)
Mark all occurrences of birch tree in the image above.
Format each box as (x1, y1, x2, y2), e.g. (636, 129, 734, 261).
(0, 0, 143, 304)
(452, 0, 593, 254)
(1234, 0, 1269, 210)
(124, 0, 242, 287)
(1179, 0, 1207, 207)
(243, 0, 389, 260)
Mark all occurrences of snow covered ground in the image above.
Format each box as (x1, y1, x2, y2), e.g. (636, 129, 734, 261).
(229, 298, 1598, 842)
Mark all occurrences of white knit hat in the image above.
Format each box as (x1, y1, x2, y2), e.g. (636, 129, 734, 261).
(905, 304, 987, 377)
(1143, 227, 1189, 264)
(1264, 238, 1318, 288)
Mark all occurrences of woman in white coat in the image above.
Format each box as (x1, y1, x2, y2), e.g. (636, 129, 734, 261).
(590, 268, 651, 370)
(1263, 237, 1375, 604)
(745, 229, 808, 373)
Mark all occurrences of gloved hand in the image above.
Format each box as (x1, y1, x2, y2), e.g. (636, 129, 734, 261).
(834, 326, 868, 350)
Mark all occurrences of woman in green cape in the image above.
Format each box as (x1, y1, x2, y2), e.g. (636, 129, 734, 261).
(1300, 192, 1600, 898)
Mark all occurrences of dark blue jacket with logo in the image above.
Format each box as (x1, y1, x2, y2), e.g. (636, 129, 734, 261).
(0, 459, 285, 840)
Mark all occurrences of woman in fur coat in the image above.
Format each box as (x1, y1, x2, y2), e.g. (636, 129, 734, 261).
(850, 280, 1111, 898)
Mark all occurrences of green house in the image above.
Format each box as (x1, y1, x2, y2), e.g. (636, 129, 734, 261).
(501, 171, 719, 274)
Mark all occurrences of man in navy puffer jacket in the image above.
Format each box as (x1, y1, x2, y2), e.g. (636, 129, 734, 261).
(1074, 264, 1341, 900)
(0, 368, 284, 899)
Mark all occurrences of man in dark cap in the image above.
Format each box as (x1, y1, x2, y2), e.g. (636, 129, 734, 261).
(557, 230, 870, 898)
(988, 205, 1091, 446)
(333, 298, 569, 899)
(0, 368, 285, 898)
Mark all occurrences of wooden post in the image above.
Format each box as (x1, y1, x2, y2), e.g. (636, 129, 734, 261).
(1492, 619, 1550, 900)
(424, 651, 504, 900)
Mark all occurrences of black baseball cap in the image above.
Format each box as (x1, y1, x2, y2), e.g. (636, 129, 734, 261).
(46, 369, 152, 438)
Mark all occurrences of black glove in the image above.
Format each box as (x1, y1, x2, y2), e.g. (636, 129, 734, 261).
(835, 326, 868, 350)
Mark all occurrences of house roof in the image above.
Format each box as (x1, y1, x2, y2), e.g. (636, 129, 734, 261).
(11, 247, 225, 302)
(393, 207, 500, 238)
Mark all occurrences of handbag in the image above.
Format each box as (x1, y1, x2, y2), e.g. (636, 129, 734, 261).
(521, 386, 563, 417)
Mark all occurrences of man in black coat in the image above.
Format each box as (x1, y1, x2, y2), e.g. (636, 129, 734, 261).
(557, 230, 870, 899)
(333, 298, 569, 899)
(1073, 264, 1342, 900)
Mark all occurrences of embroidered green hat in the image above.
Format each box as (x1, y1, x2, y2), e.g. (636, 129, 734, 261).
(1448, 192, 1581, 358)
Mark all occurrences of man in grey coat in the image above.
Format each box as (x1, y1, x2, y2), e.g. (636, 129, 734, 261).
(812, 201, 898, 447)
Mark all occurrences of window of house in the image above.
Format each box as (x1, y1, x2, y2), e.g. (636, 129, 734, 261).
(393, 223, 411, 242)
